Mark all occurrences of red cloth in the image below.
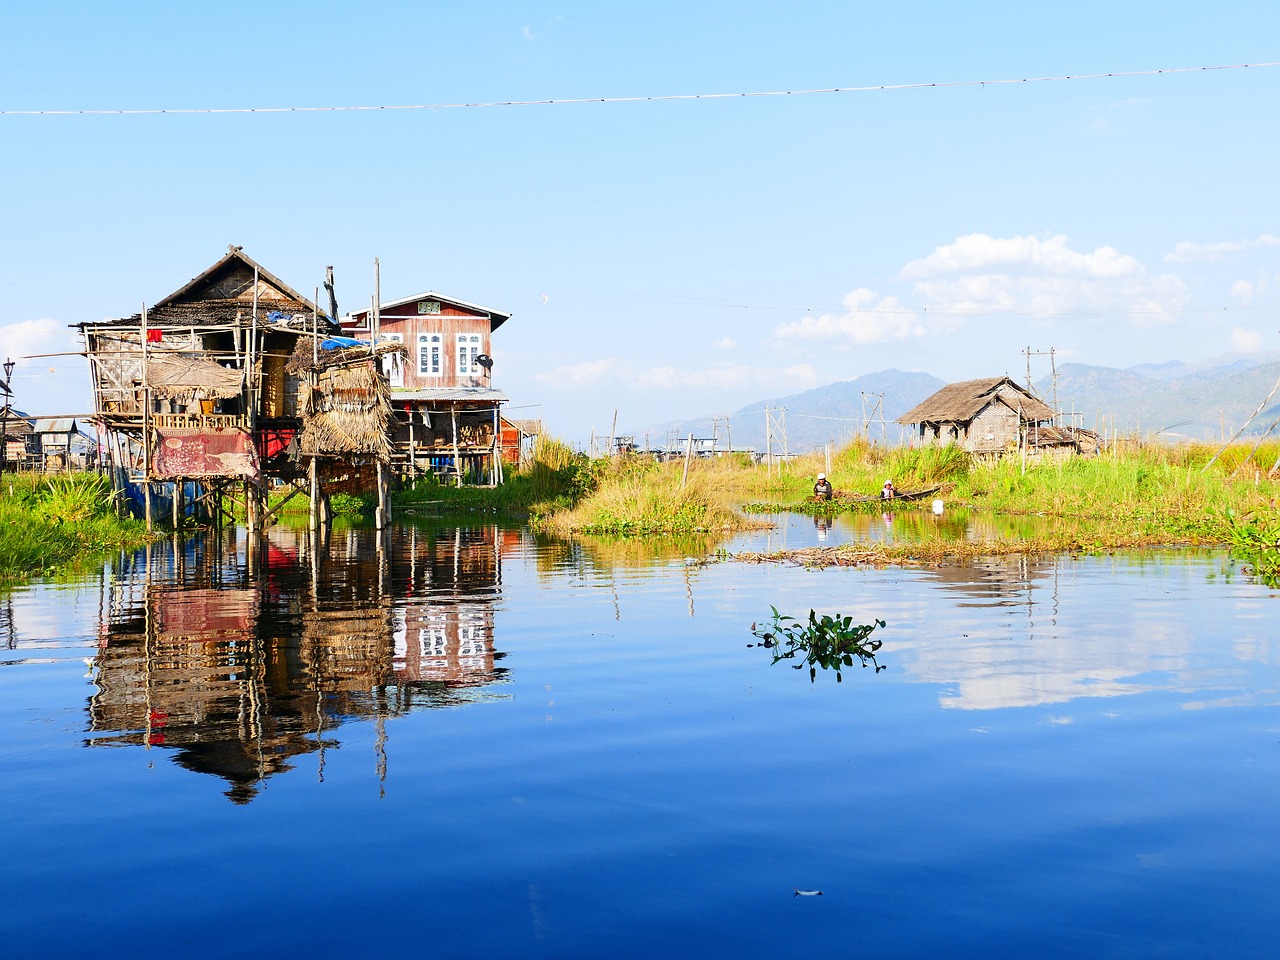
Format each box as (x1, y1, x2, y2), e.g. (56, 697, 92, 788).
(146, 329, 163, 343)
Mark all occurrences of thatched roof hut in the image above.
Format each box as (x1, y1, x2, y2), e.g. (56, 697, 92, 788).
(288, 338, 403, 460)
(897, 376, 1054, 454)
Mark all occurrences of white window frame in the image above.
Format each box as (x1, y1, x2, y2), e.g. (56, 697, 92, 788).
(456, 333, 482, 376)
(418, 333, 442, 378)
(380, 332, 404, 387)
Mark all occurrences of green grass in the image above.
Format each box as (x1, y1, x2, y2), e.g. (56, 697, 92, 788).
(535, 462, 765, 536)
(0, 471, 152, 581)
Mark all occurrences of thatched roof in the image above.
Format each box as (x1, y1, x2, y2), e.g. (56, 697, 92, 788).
(285, 337, 404, 375)
(297, 362, 394, 459)
(146, 355, 245, 402)
(897, 377, 1054, 425)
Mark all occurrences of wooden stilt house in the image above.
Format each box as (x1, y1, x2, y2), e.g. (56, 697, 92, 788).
(78, 246, 336, 527)
(341, 292, 511, 486)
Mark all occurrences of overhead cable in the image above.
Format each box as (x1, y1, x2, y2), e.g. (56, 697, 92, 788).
(2, 61, 1277, 116)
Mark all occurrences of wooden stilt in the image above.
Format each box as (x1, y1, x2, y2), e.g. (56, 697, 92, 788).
(376, 459, 387, 530)
(309, 457, 319, 531)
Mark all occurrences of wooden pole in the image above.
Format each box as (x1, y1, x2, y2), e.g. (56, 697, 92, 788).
(682, 432, 694, 489)
(451, 406, 461, 487)
(248, 268, 260, 533)
(376, 459, 387, 529)
(141, 302, 152, 533)
(764, 407, 772, 480)
(309, 456, 319, 531)
(493, 405, 503, 486)
(373, 258, 381, 345)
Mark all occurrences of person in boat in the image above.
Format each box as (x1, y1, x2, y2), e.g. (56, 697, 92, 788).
(813, 473, 833, 500)
(881, 480, 896, 500)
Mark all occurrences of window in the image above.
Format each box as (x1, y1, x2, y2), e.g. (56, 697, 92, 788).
(380, 332, 404, 387)
(457, 333, 482, 376)
(418, 333, 442, 377)
(417, 300, 441, 315)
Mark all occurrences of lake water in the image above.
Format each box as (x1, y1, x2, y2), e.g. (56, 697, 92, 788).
(1, 515, 1277, 958)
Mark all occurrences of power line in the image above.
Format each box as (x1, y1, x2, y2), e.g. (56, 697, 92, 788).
(3, 61, 1276, 116)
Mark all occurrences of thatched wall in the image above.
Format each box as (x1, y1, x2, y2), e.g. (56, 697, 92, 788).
(298, 362, 393, 459)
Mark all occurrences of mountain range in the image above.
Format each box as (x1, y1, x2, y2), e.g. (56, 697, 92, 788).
(644, 355, 1280, 453)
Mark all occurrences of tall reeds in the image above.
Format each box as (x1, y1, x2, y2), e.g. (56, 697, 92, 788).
(0, 472, 149, 580)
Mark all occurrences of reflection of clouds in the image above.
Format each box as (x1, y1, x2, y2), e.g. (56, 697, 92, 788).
(895, 556, 1215, 711)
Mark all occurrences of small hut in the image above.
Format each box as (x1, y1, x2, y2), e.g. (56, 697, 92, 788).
(897, 377, 1054, 455)
(288, 338, 400, 463)
(1, 408, 33, 469)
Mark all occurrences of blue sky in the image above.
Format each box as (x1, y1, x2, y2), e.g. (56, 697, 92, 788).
(2, 1, 1278, 443)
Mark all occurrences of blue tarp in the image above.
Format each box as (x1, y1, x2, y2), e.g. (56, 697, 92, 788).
(320, 336, 367, 351)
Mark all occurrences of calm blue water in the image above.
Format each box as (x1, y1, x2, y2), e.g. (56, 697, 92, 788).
(1, 520, 1277, 958)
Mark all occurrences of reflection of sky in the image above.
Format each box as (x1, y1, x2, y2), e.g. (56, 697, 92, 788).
(871, 554, 1276, 711)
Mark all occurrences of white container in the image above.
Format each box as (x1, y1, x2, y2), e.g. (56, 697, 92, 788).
(932, 499, 945, 514)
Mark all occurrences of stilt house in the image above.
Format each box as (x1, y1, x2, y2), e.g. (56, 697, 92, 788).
(79, 246, 337, 524)
(341, 292, 511, 485)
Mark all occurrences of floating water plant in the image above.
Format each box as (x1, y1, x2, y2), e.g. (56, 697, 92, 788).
(750, 607, 886, 681)
(1221, 508, 1280, 586)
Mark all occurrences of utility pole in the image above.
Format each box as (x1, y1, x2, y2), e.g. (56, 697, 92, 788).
(0, 357, 14, 475)
(861, 391, 885, 442)
(1023, 346, 1059, 424)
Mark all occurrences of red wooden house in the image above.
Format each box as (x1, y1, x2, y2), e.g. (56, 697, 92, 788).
(342, 292, 511, 484)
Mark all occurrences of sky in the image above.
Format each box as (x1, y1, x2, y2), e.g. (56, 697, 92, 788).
(2, 1, 1279, 445)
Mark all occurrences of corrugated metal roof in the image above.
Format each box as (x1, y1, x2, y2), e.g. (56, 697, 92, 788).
(392, 388, 508, 403)
(30, 417, 79, 433)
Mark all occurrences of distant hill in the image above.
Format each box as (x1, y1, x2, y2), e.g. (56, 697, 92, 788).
(642, 357, 1280, 453)
(1042, 360, 1280, 440)
(642, 369, 945, 452)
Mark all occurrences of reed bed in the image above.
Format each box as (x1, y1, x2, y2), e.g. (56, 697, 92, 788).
(535, 465, 765, 536)
(0, 472, 150, 580)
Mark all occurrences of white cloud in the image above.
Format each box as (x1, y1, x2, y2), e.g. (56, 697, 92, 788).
(1229, 327, 1264, 352)
(901, 233, 1144, 281)
(0, 317, 90, 414)
(898, 233, 1188, 325)
(0, 317, 75, 364)
(773, 288, 925, 346)
(1231, 279, 1260, 304)
(713, 336, 737, 350)
(1164, 234, 1280, 264)
(521, 25, 537, 41)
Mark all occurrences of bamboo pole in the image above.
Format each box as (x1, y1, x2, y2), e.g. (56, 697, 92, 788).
(492, 404, 503, 486)
(141, 302, 152, 533)
(682, 432, 694, 488)
(451, 407, 461, 486)
(310, 293, 320, 532)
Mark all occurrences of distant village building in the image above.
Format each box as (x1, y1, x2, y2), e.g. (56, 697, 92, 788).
(897, 377, 1056, 455)
(342, 292, 511, 484)
(27, 418, 98, 471)
(0, 408, 32, 470)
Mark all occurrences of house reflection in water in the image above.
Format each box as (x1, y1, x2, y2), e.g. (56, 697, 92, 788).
(87, 524, 510, 803)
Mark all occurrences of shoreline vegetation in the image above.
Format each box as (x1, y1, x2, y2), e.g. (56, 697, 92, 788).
(4, 436, 1277, 585)
(0, 472, 150, 582)
(377, 434, 1279, 579)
